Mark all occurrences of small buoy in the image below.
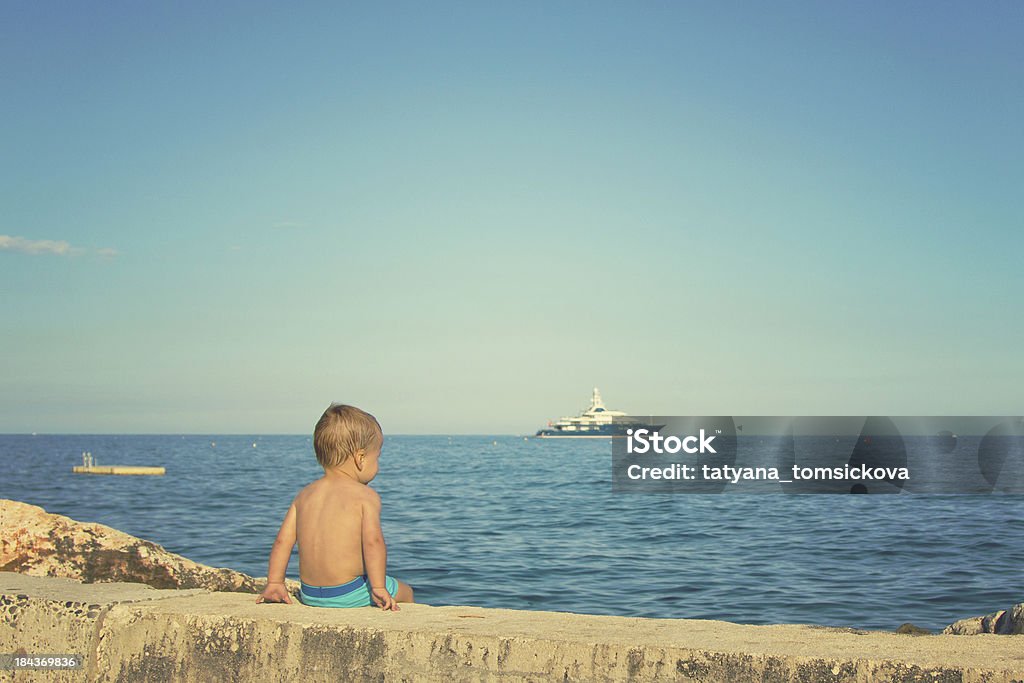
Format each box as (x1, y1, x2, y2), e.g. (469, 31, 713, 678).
(252, 442, 257, 448)
(492, 440, 497, 446)
(211, 441, 216, 448)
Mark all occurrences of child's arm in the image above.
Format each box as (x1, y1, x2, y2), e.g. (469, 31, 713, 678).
(256, 502, 297, 604)
(361, 490, 397, 611)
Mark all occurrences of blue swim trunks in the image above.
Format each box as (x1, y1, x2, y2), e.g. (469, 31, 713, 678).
(299, 575, 398, 608)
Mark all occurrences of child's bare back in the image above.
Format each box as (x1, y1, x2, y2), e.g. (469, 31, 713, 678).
(294, 476, 375, 586)
(256, 404, 414, 610)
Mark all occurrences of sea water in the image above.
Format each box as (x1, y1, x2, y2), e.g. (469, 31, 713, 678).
(1, 434, 1021, 632)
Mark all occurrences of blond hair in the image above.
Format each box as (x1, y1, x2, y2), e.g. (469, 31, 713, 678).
(313, 404, 382, 468)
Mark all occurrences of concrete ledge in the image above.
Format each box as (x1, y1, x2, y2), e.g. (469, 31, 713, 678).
(2, 573, 1023, 682)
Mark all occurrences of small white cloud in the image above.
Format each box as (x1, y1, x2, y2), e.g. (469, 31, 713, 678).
(0, 235, 120, 258)
(0, 234, 74, 255)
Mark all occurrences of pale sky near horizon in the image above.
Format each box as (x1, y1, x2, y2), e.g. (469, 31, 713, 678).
(2, 2, 1022, 434)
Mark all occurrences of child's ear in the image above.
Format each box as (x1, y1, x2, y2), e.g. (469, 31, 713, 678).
(354, 449, 366, 470)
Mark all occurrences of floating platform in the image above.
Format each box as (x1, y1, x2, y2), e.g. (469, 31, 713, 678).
(72, 466, 165, 476)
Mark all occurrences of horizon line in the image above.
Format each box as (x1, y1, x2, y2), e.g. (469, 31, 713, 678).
(0, 432, 533, 437)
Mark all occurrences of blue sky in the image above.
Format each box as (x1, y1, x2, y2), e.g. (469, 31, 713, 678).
(2, 2, 1022, 433)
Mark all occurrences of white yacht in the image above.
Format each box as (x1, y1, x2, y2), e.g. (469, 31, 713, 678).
(535, 388, 657, 438)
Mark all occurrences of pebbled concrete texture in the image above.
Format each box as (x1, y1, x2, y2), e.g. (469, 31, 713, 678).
(2, 573, 1023, 683)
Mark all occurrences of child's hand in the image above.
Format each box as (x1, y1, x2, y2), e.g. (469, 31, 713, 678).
(256, 582, 293, 604)
(371, 586, 398, 611)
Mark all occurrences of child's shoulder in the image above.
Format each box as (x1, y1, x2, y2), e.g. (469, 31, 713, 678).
(344, 480, 379, 503)
(296, 477, 378, 501)
(295, 479, 320, 497)
(291, 479, 326, 507)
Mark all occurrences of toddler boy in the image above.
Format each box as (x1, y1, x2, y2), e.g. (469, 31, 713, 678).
(257, 404, 414, 610)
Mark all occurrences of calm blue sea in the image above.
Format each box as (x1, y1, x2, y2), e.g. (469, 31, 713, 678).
(2, 434, 1022, 632)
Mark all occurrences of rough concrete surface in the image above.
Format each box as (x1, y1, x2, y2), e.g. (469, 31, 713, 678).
(2, 573, 1023, 682)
